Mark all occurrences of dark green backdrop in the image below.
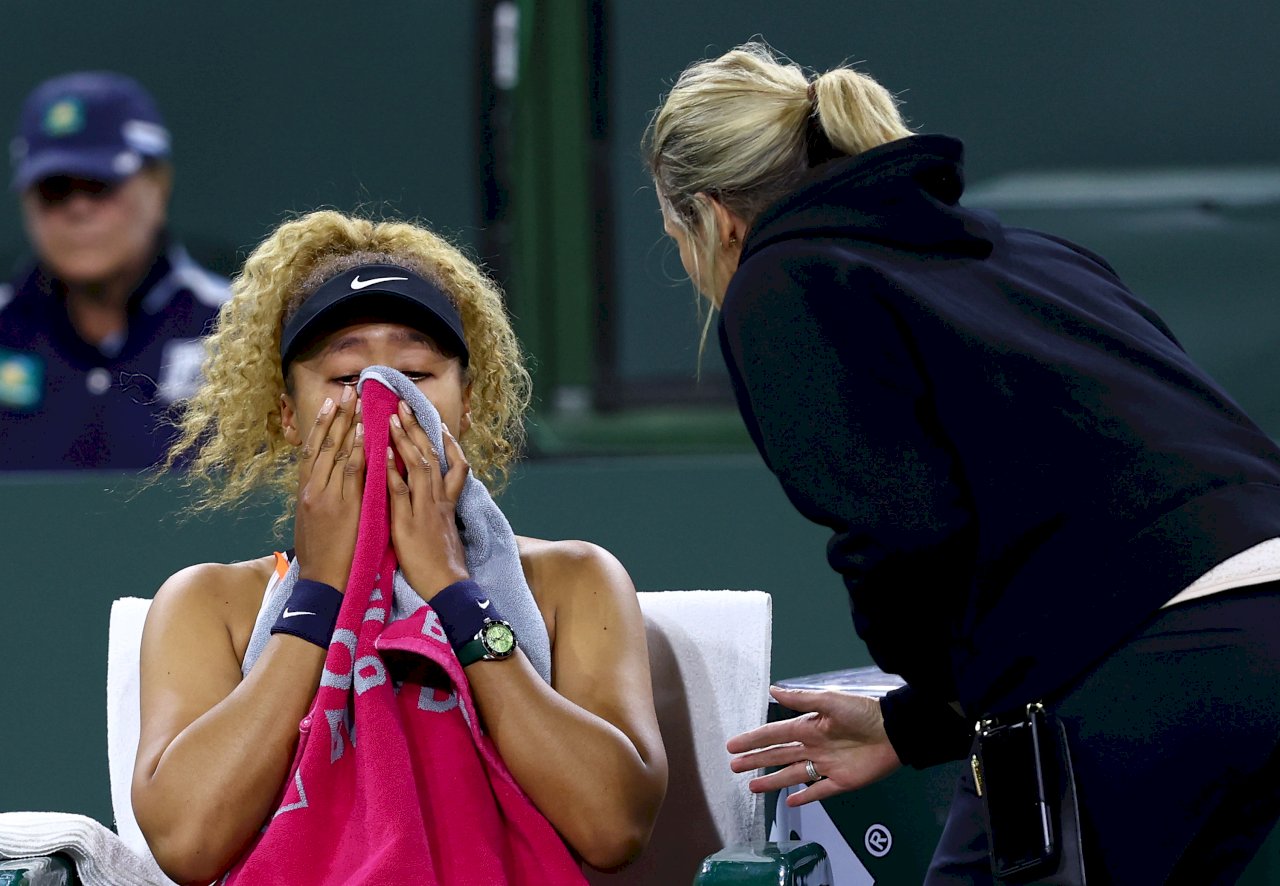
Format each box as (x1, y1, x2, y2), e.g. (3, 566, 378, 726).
(0, 0, 482, 279)
(606, 1, 1280, 400)
(3, 1, 1278, 414)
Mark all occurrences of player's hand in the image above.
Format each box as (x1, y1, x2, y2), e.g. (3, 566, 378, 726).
(386, 399, 470, 600)
(294, 385, 364, 590)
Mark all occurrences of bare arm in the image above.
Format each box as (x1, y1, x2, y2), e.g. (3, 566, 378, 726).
(468, 542, 668, 871)
(131, 566, 327, 884)
(133, 387, 365, 884)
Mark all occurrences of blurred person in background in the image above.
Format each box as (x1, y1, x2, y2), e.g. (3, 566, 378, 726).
(648, 42, 1280, 884)
(0, 71, 228, 471)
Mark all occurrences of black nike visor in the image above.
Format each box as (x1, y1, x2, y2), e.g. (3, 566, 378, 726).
(280, 263, 469, 372)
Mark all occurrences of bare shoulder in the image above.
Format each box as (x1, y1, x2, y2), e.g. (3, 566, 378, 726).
(515, 537, 642, 644)
(151, 556, 275, 614)
(516, 536, 636, 605)
(146, 556, 277, 662)
(514, 538, 657, 736)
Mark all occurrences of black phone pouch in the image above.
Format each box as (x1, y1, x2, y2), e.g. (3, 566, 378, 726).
(971, 703, 1087, 885)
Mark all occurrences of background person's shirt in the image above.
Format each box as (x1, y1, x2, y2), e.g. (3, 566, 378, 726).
(0, 243, 229, 470)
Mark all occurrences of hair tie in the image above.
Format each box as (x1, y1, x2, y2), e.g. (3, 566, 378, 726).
(803, 77, 842, 168)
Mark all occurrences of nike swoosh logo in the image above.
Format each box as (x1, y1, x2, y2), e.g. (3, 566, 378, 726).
(477, 599, 491, 610)
(350, 275, 408, 290)
(282, 608, 316, 618)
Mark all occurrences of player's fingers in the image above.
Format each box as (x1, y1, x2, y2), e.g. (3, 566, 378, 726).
(389, 404, 440, 501)
(386, 444, 412, 506)
(397, 401, 445, 499)
(342, 421, 365, 500)
(390, 414, 434, 509)
(441, 423, 470, 503)
(298, 396, 336, 489)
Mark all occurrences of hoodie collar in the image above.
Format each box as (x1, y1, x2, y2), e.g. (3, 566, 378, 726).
(741, 134, 997, 262)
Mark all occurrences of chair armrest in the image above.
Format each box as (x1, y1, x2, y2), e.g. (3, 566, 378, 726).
(694, 840, 830, 886)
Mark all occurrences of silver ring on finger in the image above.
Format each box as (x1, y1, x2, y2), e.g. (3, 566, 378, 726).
(804, 759, 824, 784)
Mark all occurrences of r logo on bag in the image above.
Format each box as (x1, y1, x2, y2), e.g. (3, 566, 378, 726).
(864, 823, 892, 858)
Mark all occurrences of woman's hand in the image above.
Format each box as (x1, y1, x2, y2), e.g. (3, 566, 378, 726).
(386, 399, 470, 599)
(294, 385, 365, 590)
(727, 686, 902, 807)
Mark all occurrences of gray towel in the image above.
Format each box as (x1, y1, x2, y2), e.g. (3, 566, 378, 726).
(243, 365, 551, 684)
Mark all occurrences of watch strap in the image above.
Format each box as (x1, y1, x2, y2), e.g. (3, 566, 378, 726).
(456, 636, 489, 667)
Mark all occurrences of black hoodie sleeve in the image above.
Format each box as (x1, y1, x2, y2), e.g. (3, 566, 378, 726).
(719, 242, 979, 758)
(880, 685, 973, 768)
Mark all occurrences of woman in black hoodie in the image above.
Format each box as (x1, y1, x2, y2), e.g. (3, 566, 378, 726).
(647, 41, 1280, 884)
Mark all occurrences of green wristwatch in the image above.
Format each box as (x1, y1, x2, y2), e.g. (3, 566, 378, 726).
(457, 618, 517, 667)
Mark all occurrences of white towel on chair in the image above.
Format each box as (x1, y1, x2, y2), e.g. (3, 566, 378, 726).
(587, 590, 772, 886)
(106, 596, 153, 860)
(638, 590, 772, 845)
(0, 812, 175, 885)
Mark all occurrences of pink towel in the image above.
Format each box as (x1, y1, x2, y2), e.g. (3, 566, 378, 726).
(223, 377, 586, 885)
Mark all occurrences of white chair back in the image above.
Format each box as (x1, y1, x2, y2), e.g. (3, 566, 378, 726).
(587, 590, 772, 885)
(106, 597, 153, 862)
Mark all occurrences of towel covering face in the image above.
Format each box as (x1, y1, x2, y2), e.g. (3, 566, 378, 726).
(224, 370, 583, 885)
(243, 366, 552, 685)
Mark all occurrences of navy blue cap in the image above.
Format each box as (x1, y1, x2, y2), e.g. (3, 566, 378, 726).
(10, 71, 171, 191)
(280, 264, 470, 371)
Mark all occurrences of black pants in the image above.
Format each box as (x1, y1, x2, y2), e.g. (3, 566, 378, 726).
(927, 583, 1280, 885)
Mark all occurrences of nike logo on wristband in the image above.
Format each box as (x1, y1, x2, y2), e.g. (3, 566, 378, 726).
(282, 608, 317, 619)
(478, 599, 491, 610)
(350, 275, 408, 290)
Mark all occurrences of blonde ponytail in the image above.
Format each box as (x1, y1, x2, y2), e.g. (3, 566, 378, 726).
(646, 41, 913, 304)
(811, 68, 913, 157)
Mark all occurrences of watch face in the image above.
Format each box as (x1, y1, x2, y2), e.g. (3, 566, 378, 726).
(481, 621, 516, 656)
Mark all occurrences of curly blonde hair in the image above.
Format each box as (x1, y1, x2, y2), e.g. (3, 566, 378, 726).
(164, 210, 531, 519)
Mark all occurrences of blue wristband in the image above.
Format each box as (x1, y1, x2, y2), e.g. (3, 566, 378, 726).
(270, 579, 343, 649)
(431, 579, 503, 652)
